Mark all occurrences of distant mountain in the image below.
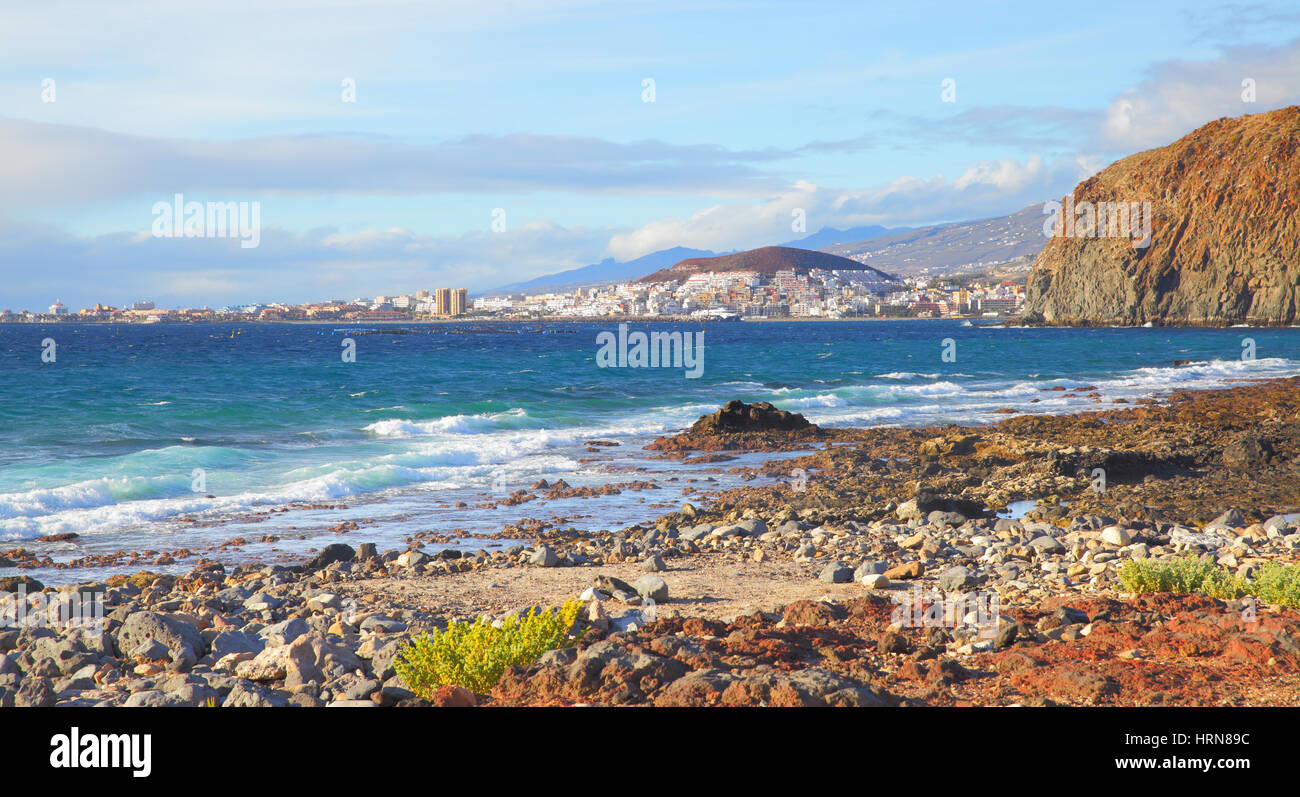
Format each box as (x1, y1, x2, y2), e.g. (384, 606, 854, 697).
(1027, 106, 1300, 325)
(485, 246, 718, 295)
(780, 224, 904, 250)
(485, 208, 1042, 297)
(638, 246, 899, 283)
(822, 205, 1046, 277)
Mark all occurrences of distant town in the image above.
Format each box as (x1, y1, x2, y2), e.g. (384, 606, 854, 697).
(4, 267, 1027, 324)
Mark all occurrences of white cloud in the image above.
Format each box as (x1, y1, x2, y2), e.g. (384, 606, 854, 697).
(0, 119, 783, 211)
(1098, 38, 1300, 150)
(608, 156, 1092, 260)
(0, 216, 616, 311)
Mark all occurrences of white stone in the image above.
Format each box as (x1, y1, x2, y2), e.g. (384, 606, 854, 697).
(1100, 526, 1133, 546)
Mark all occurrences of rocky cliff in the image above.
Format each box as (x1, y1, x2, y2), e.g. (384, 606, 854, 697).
(1025, 106, 1300, 325)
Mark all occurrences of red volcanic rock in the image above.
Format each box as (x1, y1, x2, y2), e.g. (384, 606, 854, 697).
(429, 684, 478, 707)
(781, 600, 847, 627)
(36, 533, 78, 543)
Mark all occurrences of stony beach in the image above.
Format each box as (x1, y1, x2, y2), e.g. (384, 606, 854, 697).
(2, 377, 1299, 707)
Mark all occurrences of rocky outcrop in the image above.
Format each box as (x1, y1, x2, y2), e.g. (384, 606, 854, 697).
(1025, 106, 1300, 325)
(646, 400, 836, 454)
(691, 400, 812, 433)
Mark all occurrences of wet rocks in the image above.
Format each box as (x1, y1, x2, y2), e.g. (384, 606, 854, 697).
(691, 400, 813, 434)
(0, 576, 44, 594)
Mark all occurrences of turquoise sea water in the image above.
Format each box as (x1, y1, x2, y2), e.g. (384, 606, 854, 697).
(1, 321, 1297, 581)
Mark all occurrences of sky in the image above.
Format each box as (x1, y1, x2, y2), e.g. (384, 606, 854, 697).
(1, 0, 1299, 310)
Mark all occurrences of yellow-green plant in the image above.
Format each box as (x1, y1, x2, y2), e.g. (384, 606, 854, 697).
(395, 599, 584, 696)
(1118, 555, 1300, 608)
(1248, 561, 1300, 607)
(1118, 555, 1246, 600)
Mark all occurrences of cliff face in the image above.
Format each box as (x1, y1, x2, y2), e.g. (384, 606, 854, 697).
(1025, 106, 1300, 325)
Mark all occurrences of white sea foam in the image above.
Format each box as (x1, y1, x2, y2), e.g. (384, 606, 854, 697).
(876, 371, 940, 379)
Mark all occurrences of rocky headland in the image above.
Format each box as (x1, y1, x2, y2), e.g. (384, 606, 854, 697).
(1025, 105, 1300, 326)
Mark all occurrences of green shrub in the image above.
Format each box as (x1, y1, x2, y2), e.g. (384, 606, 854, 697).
(1249, 561, 1300, 607)
(395, 599, 585, 696)
(1118, 555, 1300, 608)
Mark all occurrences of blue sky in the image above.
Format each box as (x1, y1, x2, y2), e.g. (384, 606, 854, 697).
(1, 0, 1299, 310)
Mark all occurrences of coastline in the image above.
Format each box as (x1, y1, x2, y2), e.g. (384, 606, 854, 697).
(8, 315, 1298, 328)
(3, 376, 1299, 706)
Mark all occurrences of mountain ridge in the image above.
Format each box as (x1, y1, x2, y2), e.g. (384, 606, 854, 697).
(636, 245, 899, 283)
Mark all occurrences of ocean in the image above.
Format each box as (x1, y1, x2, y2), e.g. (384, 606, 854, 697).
(2, 320, 1298, 584)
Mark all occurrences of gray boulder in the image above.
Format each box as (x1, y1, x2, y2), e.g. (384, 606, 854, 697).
(260, 618, 310, 647)
(819, 562, 854, 583)
(209, 630, 264, 660)
(938, 566, 979, 592)
(116, 611, 207, 661)
(634, 575, 669, 603)
(530, 545, 559, 567)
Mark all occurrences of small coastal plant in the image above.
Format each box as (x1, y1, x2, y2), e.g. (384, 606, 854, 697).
(1248, 561, 1300, 607)
(395, 599, 585, 696)
(1118, 555, 1300, 608)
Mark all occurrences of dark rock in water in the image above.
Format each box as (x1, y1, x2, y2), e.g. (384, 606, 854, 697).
(305, 544, 355, 570)
(647, 400, 834, 453)
(692, 400, 813, 434)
